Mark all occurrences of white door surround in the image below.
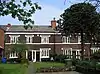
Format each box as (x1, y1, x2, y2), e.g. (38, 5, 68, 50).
(26, 50, 38, 62)
(26, 48, 51, 62)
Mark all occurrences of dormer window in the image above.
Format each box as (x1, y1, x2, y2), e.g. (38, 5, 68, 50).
(25, 35, 34, 43)
(9, 35, 20, 44)
(40, 35, 50, 43)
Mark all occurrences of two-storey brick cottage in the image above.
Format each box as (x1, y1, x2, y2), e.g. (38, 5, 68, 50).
(0, 19, 99, 62)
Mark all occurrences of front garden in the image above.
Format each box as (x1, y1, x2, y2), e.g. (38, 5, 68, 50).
(33, 62, 66, 72)
(0, 64, 28, 74)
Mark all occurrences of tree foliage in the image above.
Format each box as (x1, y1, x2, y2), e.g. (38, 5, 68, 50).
(0, 0, 41, 27)
(92, 50, 100, 60)
(57, 3, 100, 59)
(11, 42, 28, 59)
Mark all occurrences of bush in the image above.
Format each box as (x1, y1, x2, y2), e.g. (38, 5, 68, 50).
(65, 59, 72, 67)
(7, 58, 15, 63)
(21, 58, 29, 64)
(96, 63, 100, 70)
(7, 58, 21, 63)
(41, 58, 50, 62)
(71, 59, 79, 66)
(54, 54, 68, 63)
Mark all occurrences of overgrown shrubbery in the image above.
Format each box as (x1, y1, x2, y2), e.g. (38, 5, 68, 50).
(41, 54, 69, 63)
(54, 54, 67, 63)
(41, 58, 50, 62)
(96, 63, 100, 70)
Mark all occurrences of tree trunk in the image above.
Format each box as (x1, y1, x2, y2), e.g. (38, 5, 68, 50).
(89, 36, 92, 60)
(81, 30, 84, 60)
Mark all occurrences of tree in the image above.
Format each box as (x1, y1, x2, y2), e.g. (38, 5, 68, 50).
(57, 3, 100, 60)
(11, 42, 28, 59)
(0, 0, 41, 28)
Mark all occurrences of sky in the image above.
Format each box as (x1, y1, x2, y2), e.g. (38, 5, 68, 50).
(0, 0, 84, 25)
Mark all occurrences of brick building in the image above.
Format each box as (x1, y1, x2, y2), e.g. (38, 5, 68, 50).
(0, 19, 99, 62)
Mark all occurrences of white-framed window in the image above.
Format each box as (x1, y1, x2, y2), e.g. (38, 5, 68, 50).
(91, 47, 99, 54)
(75, 50, 81, 59)
(78, 36, 81, 43)
(62, 36, 70, 43)
(9, 35, 20, 44)
(25, 35, 34, 43)
(9, 52, 18, 58)
(40, 48, 51, 58)
(61, 48, 72, 58)
(40, 35, 50, 43)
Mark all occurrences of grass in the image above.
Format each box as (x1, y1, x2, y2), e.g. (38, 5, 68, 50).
(33, 62, 65, 71)
(0, 64, 28, 74)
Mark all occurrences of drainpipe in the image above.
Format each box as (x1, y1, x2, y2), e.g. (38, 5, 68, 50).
(53, 31, 56, 60)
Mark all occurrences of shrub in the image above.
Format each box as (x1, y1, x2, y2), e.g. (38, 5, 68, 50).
(54, 54, 68, 63)
(78, 60, 91, 68)
(71, 59, 79, 66)
(41, 58, 50, 62)
(96, 63, 100, 70)
(7, 58, 22, 63)
(21, 58, 29, 65)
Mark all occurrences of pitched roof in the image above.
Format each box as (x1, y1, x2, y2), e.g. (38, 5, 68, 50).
(0, 25, 56, 32)
(0, 26, 5, 31)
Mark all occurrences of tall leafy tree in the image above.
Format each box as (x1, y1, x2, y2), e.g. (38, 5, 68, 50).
(57, 3, 100, 60)
(11, 41, 28, 59)
(0, 0, 41, 28)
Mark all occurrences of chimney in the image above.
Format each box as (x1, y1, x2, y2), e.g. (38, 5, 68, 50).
(51, 18, 56, 29)
(6, 23, 11, 31)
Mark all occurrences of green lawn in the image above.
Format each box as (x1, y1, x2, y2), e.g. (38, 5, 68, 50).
(0, 64, 28, 74)
(33, 62, 65, 71)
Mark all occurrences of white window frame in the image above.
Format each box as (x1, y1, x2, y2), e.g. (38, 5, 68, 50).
(25, 35, 34, 43)
(78, 36, 81, 43)
(62, 36, 70, 43)
(40, 35, 50, 43)
(91, 47, 99, 54)
(40, 48, 51, 58)
(61, 48, 72, 58)
(75, 49, 81, 59)
(9, 51, 18, 58)
(9, 35, 20, 44)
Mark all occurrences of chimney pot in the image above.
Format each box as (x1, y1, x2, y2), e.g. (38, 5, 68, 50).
(6, 23, 11, 31)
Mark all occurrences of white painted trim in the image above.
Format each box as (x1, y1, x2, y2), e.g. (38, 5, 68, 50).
(91, 47, 100, 53)
(25, 35, 34, 37)
(25, 35, 34, 43)
(32, 50, 34, 61)
(9, 52, 18, 58)
(5, 32, 61, 35)
(5, 43, 90, 45)
(9, 35, 20, 43)
(40, 35, 50, 43)
(26, 50, 28, 59)
(9, 57, 18, 58)
(37, 34, 39, 36)
(40, 35, 50, 37)
(40, 48, 51, 61)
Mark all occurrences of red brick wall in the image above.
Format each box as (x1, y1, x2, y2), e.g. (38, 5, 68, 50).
(0, 29, 4, 49)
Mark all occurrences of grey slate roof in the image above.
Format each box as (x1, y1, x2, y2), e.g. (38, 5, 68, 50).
(0, 25, 55, 32)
